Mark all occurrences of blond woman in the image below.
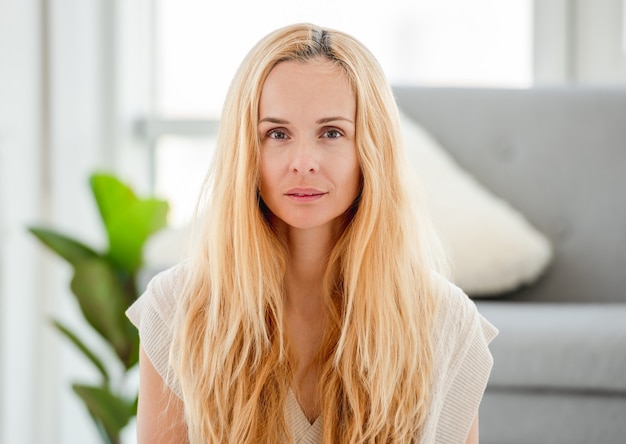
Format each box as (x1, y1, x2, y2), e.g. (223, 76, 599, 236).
(127, 23, 497, 444)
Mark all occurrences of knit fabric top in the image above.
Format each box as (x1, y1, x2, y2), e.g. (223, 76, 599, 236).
(127, 263, 498, 443)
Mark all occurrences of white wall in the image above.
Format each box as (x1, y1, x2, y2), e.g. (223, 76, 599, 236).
(574, 0, 626, 83)
(1, 0, 150, 443)
(47, 0, 115, 442)
(0, 1, 44, 443)
(534, 0, 626, 84)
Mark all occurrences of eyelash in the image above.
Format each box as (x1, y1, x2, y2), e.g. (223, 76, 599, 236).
(265, 128, 344, 140)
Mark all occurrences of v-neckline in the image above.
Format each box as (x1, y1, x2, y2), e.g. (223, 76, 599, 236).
(286, 389, 322, 443)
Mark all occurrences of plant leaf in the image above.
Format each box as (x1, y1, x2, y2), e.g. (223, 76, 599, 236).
(90, 173, 168, 273)
(105, 199, 169, 273)
(52, 319, 110, 383)
(92, 418, 114, 444)
(28, 227, 99, 266)
(73, 384, 135, 443)
(89, 173, 136, 223)
(70, 258, 139, 368)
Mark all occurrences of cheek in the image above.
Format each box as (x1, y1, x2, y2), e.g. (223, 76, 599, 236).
(344, 153, 362, 198)
(258, 155, 271, 193)
(349, 167, 363, 201)
(258, 155, 282, 205)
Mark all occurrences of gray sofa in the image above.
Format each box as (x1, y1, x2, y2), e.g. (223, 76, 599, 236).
(394, 87, 626, 444)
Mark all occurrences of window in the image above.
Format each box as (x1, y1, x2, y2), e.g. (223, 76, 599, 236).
(149, 0, 532, 226)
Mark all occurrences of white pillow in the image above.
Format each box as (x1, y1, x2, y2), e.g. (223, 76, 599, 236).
(400, 113, 553, 296)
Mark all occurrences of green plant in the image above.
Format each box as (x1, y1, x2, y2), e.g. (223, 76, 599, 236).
(29, 173, 168, 444)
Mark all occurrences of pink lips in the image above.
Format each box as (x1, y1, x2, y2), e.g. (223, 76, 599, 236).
(284, 187, 327, 202)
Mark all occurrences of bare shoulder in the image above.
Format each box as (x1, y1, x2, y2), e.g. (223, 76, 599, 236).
(136, 346, 188, 443)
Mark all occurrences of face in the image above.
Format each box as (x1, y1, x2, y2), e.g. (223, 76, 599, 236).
(258, 59, 361, 234)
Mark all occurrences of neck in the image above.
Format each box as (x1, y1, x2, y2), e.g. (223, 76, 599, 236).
(275, 222, 339, 419)
(283, 226, 335, 315)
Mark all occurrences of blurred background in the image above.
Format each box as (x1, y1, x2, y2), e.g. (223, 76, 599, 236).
(1, 0, 625, 442)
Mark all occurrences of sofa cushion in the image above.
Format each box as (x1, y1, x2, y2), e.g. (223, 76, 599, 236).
(400, 113, 553, 297)
(477, 301, 626, 393)
(394, 87, 626, 303)
(480, 389, 626, 444)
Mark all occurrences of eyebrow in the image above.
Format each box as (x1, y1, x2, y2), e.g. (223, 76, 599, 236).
(259, 117, 289, 124)
(316, 116, 354, 125)
(258, 116, 354, 125)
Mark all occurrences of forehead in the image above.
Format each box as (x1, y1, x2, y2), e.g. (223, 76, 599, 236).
(259, 59, 355, 117)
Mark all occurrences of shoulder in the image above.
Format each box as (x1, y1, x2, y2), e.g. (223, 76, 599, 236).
(127, 262, 189, 328)
(422, 276, 498, 443)
(429, 277, 498, 383)
(126, 262, 189, 399)
(431, 277, 498, 355)
(146, 261, 189, 306)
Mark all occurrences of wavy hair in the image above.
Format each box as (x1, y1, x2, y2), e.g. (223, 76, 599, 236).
(170, 23, 448, 443)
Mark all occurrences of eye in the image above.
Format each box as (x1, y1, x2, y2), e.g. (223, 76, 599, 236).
(322, 128, 343, 139)
(267, 129, 289, 140)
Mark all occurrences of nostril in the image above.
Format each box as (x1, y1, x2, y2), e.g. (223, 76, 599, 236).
(289, 149, 319, 174)
(290, 162, 318, 174)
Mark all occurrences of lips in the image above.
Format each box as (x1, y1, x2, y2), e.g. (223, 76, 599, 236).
(285, 187, 325, 196)
(284, 187, 327, 201)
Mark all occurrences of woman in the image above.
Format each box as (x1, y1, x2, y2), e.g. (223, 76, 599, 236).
(128, 23, 497, 443)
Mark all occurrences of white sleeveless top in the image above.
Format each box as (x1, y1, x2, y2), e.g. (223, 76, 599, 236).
(127, 264, 497, 443)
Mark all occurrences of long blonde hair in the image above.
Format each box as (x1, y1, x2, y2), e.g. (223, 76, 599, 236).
(171, 23, 447, 443)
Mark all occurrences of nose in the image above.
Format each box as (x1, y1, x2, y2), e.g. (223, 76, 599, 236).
(289, 141, 319, 175)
